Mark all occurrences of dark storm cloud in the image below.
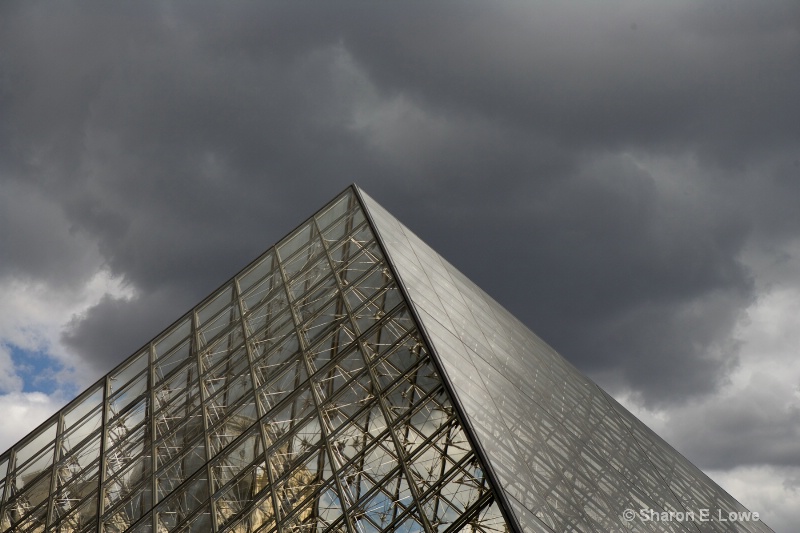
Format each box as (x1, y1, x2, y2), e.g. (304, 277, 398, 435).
(340, 2, 800, 160)
(0, 180, 100, 285)
(2, 1, 375, 285)
(1, 0, 798, 417)
(61, 287, 198, 380)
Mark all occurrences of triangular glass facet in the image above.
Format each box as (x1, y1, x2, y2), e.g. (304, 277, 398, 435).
(358, 187, 772, 533)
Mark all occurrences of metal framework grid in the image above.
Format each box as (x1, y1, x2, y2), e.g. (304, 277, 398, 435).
(0, 189, 509, 533)
(0, 185, 772, 533)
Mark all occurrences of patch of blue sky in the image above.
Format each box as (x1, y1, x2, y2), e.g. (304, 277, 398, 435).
(7, 344, 64, 394)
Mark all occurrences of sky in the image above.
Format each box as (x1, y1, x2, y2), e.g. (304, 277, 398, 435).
(0, 1, 798, 530)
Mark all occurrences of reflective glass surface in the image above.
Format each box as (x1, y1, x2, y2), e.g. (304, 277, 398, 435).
(359, 189, 772, 533)
(0, 188, 509, 533)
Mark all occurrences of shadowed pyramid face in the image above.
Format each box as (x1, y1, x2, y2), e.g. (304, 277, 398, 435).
(0, 186, 771, 533)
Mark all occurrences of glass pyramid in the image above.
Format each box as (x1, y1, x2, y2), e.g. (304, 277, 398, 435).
(0, 186, 771, 533)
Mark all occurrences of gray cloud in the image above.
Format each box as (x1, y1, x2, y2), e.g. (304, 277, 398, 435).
(0, 180, 101, 286)
(2, 0, 796, 397)
(670, 375, 800, 470)
(342, 2, 800, 159)
(61, 287, 197, 380)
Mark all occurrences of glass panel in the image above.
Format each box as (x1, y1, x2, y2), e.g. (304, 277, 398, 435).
(156, 440, 206, 503)
(213, 462, 269, 528)
(224, 489, 276, 533)
(238, 250, 278, 297)
(5, 494, 49, 532)
(14, 467, 53, 518)
(256, 359, 308, 416)
(63, 385, 104, 435)
(315, 484, 346, 530)
(155, 417, 205, 472)
(244, 292, 293, 338)
(353, 471, 415, 531)
(210, 430, 263, 490)
(305, 328, 356, 376)
(110, 349, 149, 395)
(252, 333, 301, 386)
(291, 275, 338, 316)
(154, 338, 192, 384)
(196, 284, 234, 327)
(108, 372, 148, 424)
(51, 489, 100, 532)
(276, 220, 315, 262)
(56, 435, 102, 500)
(0, 469, 6, 511)
(155, 473, 208, 531)
(272, 448, 328, 523)
(12, 419, 57, 471)
(126, 515, 154, 533)
(323, 213, 369, 249)
(51, 460, 100, 524)
(315, 190, 354, 234)
(197, 302, 242, 349)
(299, 294, 350, 348)
(174, 504, 211, 533)
(103, 481, 152, 532)
(261, 390, 316, 447)
(287, 254, 332, 301)
(207, 398, 258, 457)
(105, 423, 150, 483)
(154, 367, 203, 443)
(154, 317, 192, 360)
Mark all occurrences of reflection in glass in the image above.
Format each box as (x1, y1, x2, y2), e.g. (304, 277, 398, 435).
(0, 188, 511, 533)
